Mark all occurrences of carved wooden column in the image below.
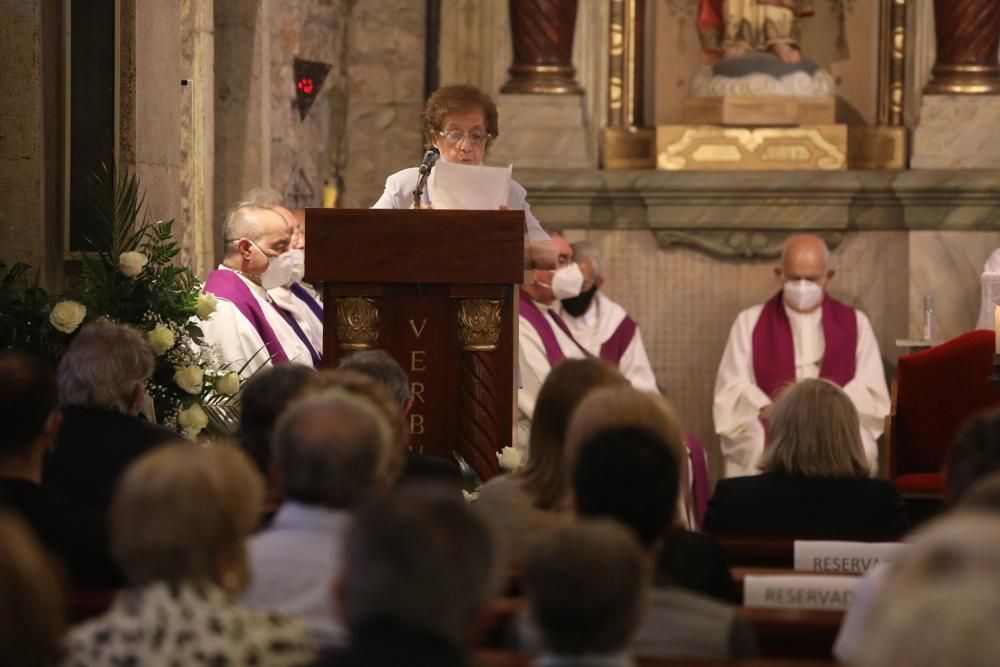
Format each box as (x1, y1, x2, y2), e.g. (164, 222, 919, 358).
(925, 0, 1000, 94)
(501, 0, 582, 94)
(455, 298, 504, 477)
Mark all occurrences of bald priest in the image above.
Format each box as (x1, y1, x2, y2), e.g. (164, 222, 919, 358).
(713, 234, 890, 478)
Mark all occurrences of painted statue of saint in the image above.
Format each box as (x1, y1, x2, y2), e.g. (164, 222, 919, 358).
(698, 0, 814, 65)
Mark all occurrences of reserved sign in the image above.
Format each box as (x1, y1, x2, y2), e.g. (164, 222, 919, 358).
(744, 575, 861, 610)
(794, 541, 907, 574)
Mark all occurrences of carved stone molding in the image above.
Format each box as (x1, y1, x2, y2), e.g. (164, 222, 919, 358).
(334, 297, 380, 350)
(456, 299, 503, 351)
(654, 230, 844, 259)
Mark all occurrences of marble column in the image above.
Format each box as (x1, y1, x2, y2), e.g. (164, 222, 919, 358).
(912, 0, 1000, 167)
(501, 0, 582, 95)
(925, 0, 1000, 95)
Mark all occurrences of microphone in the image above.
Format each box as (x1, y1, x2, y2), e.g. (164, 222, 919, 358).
(418, 147, 440, 175)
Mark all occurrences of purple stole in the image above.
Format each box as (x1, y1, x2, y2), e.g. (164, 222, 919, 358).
(203, 270, 289, 364)
(519, 292, 578, 365)
(599, 316, 637, 365)
(290, 282, 324, 321)
(752, 291, 858, 399)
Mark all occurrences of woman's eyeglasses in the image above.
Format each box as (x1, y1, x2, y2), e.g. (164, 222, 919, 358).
(437, 129, 491, 147)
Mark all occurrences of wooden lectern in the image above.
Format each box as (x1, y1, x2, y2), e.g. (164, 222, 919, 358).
(305, 208, 525, 481)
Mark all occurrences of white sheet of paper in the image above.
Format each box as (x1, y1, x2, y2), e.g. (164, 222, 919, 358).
(430, 160, 512, 210)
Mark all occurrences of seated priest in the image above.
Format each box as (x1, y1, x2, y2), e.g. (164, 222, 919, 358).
(242, 188, 324, 358)
(558, 240, 658, 393)
(201, 202, 321, 375)
(267, 205, 323, 358)
(713, 233, 889, 478)
(517, 228, 590, 448)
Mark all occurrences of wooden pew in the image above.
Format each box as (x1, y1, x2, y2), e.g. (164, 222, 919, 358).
(717, 535, 795, 568)
(474, 648, 836, 667)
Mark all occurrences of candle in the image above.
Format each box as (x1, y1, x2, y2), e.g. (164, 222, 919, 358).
(995, 305, 1000, 354)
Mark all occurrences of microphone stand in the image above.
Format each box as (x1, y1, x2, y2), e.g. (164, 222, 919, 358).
(412, 168, 431, 209)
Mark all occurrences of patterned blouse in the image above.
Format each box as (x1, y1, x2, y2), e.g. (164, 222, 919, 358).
(62, 581, 316, 666)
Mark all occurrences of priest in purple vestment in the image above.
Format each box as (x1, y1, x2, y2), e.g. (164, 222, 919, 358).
(200, 203, 321, 375)
(713, 234, 889, 478)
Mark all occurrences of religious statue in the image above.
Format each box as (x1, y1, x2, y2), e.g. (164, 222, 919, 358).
(698, 0, 813, 65)
(691, 0, 833, 98)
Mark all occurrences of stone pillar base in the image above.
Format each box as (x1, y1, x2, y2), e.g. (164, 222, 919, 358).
(912, 95, 1000, 168)
(489, 94, 595, 169)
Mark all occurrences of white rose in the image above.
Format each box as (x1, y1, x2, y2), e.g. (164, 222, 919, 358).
(177, 403, 209, 437)
(174, 365, 204, 395)
(118, 251, 149, 278)
(147, 324, 175, 356)
(49, 300, 87, 334)
(214, 371, 240, 396)
(497, 446, 524, 472)
(196, 293, 218, 320)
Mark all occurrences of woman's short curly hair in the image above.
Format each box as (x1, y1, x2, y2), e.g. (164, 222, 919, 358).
(422, 84, 499, 150)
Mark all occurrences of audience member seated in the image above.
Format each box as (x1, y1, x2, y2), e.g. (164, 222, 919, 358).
(0, 510, 67, 666)
(44, 320, 177, 518)
(242, 390, 392, 648)
(835, 408, 1000, 662)
(714, 234, 890, 478)
(703, 378, 907, 540)
(315, 484, 497, 667)
(566, 387, 737, 602)
(853, 514, 1000, 667)
(523, 519, 648, 667)
(237, 363, 317, 503)
(63, 443, 315, 665)
(475, 359, 628, 564)
(310, 369, 410, 487)
(339, 349, 463, 485)
(570, 425, 757, 659)
(558, 240, 659, 393)
(201, 201, 320, 374)
(0, 352, 121, 588)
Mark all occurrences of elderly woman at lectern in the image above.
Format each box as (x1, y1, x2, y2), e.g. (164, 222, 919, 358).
(371, 84, 556, 269)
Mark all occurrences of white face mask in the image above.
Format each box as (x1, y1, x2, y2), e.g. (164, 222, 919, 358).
(250, 241, 295, 290)
(783, 279, 824, 312)
(287, 249, 305, 284)
(550, 263, 584, 300)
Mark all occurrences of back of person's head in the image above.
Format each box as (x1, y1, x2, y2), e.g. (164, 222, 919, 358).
(524, 519, 647, 657)
(311, 368, 409, 484)
(111, 441, 264, 589)
(760, 378, 869, 479)
(238, 363, 317, 473)
(566, 386, 686, 475)
(0, 352, 58, 456)
(338, 349, 412, 409)
(522, 359, 628, 510)
(272, 389, 392, 508)
(856, 513, 1000, 667)
(58, 319, 154, 414)
(946, 408, 1000, 503)
(0, 511, 65, 667)
(340, 484, 496, 646)
(244, 187, 284, 207)
(956, 471, 1000, 515)
(574, 426, 680, 550)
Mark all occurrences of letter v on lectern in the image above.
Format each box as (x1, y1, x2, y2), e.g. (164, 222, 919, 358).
(305, 208, 525, 481)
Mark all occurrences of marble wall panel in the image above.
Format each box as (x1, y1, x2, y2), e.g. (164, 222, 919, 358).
(909, 231, 1000, 342)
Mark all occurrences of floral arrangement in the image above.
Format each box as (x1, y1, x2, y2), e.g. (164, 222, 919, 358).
(1, 165, 249, 438)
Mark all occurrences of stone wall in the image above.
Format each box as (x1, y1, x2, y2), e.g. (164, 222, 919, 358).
(0, 0, 63, 283)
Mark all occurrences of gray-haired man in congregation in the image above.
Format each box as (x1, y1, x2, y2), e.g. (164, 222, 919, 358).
(241, 389, 393, 648)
